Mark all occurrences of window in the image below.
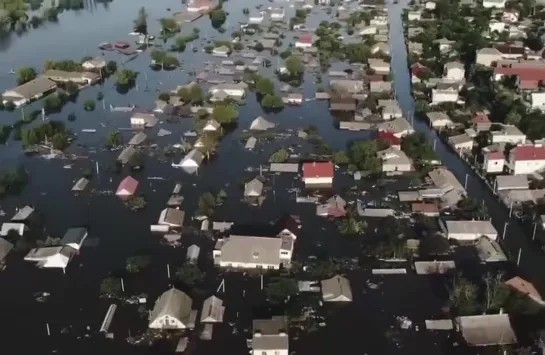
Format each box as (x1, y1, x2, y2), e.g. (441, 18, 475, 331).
(274, 352, 280, 355)
(262, 352, 267, 355)
(281, 251, 288, 255)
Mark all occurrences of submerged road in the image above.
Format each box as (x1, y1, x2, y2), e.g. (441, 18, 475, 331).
(386, 0, 545, 291)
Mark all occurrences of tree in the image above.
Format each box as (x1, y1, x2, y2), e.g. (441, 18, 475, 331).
(83, 100, 95, 111)
(64, 81, 79, 96)
(401, 132, 438, 163)
(456, 197, 488, 220)
(116, 69, 138, 86)
(338, 217, 366, 236)
(505, 110, 521, 126)
(348, 140, 382, 174)
(418, 234, 450, 256)
(178, 85, 204, 103)
(448, 275, 479, 316)
(483, 272, 509, 311)
(100, 277, 121, 296)
(159, 17, 179, 35)
(126, 255, 151, 273)
(285, 56, 304, 75)
(213, 104, 239, 125)
(261, 94, 284, 109)
(17, 67, 37, 85)
(0, 166, 28, 195)
(269, 148, 289, 163)
(43, 94, 65, 113)
(254, 42, 264, 52)
(233, 42, 243, 51)
(105, 61, 117, 75)
(126, 196, 146, 211)
(50, 132, 70, 150)
(333, 151, 350, 165)
(256, 77, 275, 95)
(209, 9, 226, 28)
(106, 130, 123, 148)
(172, 36, 187, 52)
(197, 135, 219, 159)
(175, 263, 205, 287)
(158, 92, 170, 102)
(265, 277, 298, 305)
(198, 192, 217, 216)
(134, 7, 148, 35)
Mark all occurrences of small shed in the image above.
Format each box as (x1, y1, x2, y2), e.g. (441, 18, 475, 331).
(72, 177, 90, 192)
(245, 136, 257, 149)
(321, 274, 353, 302)
(117, 146, 137, 165)
(186, 244, 200, 263)
(158, 208, 185, 227)
(128, 132, 147, 146)
(11, 206, 34, 222)
(495, 175, 529, 191)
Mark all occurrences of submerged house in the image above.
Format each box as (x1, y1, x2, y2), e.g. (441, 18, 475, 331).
(158, 208, 185, 227)
(244, 178, 264, 197)
(200, 295, 225, 323)
(172, 149, 204, 174)
(116, 176, 139, 197)
(24, 245, 77, 269)
(61, 227, 88, 250)
(321, 274, 353, 302)
(149, 288, 193, 329)
(250, 116, 275, 131)
(130, 112, 159, 128)
(2, 77, 57, 107)
(455, 314, 517, 346)
(72, 177, 90, 192)
(302, 162, 334, 187)
(0, 237, 13, 266)
(252, 316, 289, 355)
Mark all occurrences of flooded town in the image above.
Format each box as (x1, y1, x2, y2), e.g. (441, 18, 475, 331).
(2, 0, 545, 354)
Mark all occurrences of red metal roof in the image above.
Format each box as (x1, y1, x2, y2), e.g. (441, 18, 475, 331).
(487, 151, 505, 160)
(472, 113, 490, 124)
(512, 146, 545, 161)
(377, 131, 401, 146)
(495, 66, 545, 81)
(116, 176, 139, 195)
(303, 162, 334, 178)
(299, 34, 313, 44)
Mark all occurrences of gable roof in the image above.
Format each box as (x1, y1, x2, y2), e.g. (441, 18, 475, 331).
(321, 274, 353, 301)
(149, 288, 193, 327)
(303, 161, 334, 178)
(116, 176, 139, 195)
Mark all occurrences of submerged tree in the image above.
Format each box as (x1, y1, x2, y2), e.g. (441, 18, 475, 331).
(338, 217, 366, 236)
(126, 255, 151, 273)
(134, 7, 148, 35)
(448, 275, 480, 316)
(265, 277, 298, 305)
(197, 192, 217, 216)
(175, 263, 205, 287)
(100, 276, 122, 297)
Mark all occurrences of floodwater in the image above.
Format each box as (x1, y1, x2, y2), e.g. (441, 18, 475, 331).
(0, 0, 525, 354)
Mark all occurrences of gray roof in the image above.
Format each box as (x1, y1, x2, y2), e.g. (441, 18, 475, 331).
(216, 235, 283, 266)
(448, 133, 473, 146)
(378, 117, 412, 134)
(370, 81, 392, 92)
(128, 132, 147, 145)
(427, 111, 451, 123)
(0, 237, 13, 262)
(11, 206, 34, 221)
(244, 178, 264, 197)
(182, 149, 204, 165)
(4, 77, 57, 100)
(201, 295, 225, 323)
(456, 314, 517, 346)
(160, 208, 185, 226)
(475, 236, 507, 262)
(445, 220, 497, 236)
(187, 244, 200, 260)
(428, 167, 465, 193)
(61, 227, 88, 246)
(245, 136, 257, 149)
(330, 80, 364, 94)
(149, 288, 193, 327)
(321, 274, 353, 302)
(253, 316, 289, 351)
(72, 177, 90, 192)
(250, 116, 275, 131)
(117, 145, 137, 164)
(270, 163, 299, 173)
(495, 175, 528, 191)
(445, 62, 464, 70)
(131, 112, 158, 127)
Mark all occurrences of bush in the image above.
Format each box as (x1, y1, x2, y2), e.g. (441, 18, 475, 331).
(83, 100, 95, 111)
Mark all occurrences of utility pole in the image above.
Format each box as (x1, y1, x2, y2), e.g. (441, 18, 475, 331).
(533, 222, 537, 241)
(464, 173, 468, 190)
(502, 221, 508, 240)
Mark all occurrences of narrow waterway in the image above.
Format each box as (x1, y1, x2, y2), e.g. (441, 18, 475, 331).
(387, 0, 545, 291)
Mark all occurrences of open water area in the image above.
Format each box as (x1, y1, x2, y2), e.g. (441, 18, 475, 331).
(0, 0, 538, 354)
